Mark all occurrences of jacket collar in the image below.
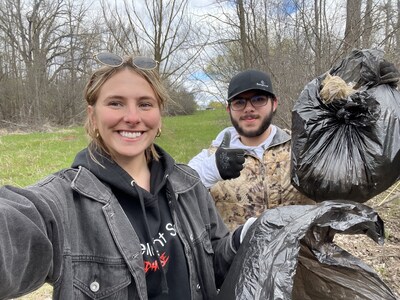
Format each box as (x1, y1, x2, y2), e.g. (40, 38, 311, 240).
(71, 166, 113, 204)
(70, 162, 200, 204)
(269, 126, 291, 148)
(169, 164, 202, 194)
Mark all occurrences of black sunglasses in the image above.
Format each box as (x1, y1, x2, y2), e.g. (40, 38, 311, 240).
(94, 52, 159, 70)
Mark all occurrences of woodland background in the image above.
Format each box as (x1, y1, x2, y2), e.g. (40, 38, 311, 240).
(1, 0, 400, 130)
(1, 1, 400, 298)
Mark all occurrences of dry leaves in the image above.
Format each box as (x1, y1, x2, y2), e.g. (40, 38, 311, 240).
(334, 184, 400, 298)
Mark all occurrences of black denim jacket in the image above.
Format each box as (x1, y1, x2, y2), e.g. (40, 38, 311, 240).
(0, 164, 236, 299)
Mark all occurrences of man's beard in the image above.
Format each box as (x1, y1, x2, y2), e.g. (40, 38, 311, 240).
(230, 112, 274, 138)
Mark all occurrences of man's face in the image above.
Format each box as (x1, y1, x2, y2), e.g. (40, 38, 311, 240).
(228, 90, 277, 138)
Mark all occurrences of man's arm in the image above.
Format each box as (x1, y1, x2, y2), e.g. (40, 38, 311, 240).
(188, 149, 222, 189)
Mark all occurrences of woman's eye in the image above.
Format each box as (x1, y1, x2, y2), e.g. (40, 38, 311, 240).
(108, 101, 123, 107)
(139, 101, 155, 109)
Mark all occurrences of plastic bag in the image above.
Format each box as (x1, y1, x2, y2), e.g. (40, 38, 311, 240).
(291, 49, 400, 202)
(217, 201, 397, 300)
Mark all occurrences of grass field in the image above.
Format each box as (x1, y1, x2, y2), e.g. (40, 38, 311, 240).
(0, 109, 230, 299)
(0, 109, 230, 187)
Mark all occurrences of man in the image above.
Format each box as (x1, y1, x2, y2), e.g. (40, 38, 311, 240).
(189, 69, 314, 230)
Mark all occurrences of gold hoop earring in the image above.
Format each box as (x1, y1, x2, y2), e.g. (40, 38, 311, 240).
(156, 128, 161, 137)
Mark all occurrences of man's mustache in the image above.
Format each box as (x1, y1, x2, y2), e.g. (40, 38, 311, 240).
(240, 114, 259, 120)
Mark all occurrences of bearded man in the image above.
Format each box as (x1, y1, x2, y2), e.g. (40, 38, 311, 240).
(189, 70, 314, 230)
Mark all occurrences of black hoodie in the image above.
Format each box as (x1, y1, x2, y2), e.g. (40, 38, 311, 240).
(72, 145, 190, 299)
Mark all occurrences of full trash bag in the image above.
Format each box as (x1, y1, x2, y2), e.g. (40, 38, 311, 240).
(291, 49, 400, 202)
(217, 201, 397, 300)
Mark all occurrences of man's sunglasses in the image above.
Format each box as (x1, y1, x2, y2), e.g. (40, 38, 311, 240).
(94, 52, 159, 70)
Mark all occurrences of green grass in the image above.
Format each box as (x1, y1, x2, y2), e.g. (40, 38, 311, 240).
(0, 128, 88, 187)
(0, 109, 230, 187)
(159, 109, 230, 163)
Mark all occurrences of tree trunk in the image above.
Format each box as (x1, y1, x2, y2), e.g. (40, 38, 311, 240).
(344, 0, 362, 53)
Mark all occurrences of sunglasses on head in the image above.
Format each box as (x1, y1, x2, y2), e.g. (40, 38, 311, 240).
(94, 52, 159, 70)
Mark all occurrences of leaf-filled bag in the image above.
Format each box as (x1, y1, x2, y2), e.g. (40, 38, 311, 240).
(217, 201, 396, 300)
(291, 49, 400, 202)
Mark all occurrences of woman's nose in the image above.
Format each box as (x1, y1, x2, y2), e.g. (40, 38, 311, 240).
(123, 106, 140, 124)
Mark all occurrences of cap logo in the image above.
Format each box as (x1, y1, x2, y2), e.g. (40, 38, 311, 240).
(256, 80, 269, 88)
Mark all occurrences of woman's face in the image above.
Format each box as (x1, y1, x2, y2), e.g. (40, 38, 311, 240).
(88, 69, 161, 164)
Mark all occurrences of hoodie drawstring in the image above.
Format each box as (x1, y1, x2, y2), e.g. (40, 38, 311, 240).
(166, 182, 208, 299)
(131, 180, 169, 295)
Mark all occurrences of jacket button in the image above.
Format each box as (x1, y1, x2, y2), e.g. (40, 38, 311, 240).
(196, 284, 201, 290)
(90, 281, 100, 292)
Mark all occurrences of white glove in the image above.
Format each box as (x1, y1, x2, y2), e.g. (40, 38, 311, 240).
(240, 217, 257, 243)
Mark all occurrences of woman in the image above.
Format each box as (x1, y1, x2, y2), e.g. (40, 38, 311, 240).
(0, 53, 244, 299)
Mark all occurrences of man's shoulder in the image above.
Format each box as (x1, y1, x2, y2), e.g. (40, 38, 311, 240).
(274, 124, 291, 136)
(281, 127, 291, 135)
(270, 125, 291, 146)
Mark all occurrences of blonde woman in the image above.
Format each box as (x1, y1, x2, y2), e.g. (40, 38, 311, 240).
(0, 53, 248, 299)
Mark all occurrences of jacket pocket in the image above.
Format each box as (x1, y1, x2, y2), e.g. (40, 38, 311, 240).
(192, 230, 214, 257)
(73, 256, 131, 299)
(201, 235, 214, 255)
(199, 234, 215, 279)
(194, 232, 217, 294)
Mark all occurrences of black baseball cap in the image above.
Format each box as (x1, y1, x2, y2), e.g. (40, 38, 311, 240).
(227, 69, 275, 101)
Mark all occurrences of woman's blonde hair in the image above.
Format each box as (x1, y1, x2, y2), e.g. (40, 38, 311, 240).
(83, 55, 169, 163)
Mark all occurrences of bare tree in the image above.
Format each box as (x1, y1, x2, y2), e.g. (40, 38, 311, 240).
(0, 0, 67, 121)
(0, 0, 94, 125)
(236, 0, 250, 69)
(100, 0, 203, 85)
(50, 0, 99, 125)
(98, 0, 202, 114)
(362, 0, 373, 48)
(344, 0, 362, 52)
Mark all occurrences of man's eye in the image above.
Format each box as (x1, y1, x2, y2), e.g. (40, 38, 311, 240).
(233, 99, 245, 105)
(253, 96, 267, 103)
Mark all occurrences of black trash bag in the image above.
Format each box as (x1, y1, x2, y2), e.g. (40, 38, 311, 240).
(217, 201, 397, 300)
(291, 49, 400, 202)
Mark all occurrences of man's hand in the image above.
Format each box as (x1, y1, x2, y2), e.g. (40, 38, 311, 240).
(215, 131, 245, 180)
(379, 60, 400, 87)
